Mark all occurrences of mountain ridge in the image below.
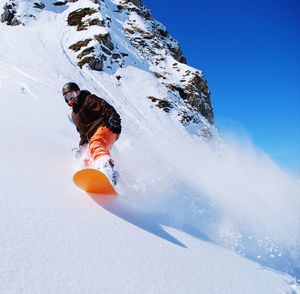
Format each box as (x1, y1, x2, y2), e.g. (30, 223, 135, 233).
(1, 0, 214, 134)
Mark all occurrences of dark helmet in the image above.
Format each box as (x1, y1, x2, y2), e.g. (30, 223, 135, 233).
(62, 82, 80, 96)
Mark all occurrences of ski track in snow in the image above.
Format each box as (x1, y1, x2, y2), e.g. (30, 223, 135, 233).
(0, 1, 299, 293)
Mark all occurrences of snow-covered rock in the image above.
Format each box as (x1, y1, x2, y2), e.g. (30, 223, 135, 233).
(1, 0, 214, 134)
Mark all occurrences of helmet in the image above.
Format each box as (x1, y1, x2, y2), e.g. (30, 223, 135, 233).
(62, 82, 80, 96)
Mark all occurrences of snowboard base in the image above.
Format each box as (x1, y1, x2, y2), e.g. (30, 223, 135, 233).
(73, 168, 117, 196)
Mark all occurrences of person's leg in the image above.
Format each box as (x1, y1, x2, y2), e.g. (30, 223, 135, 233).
(88, 126, 118, 161)
(88, 126, 119, 185)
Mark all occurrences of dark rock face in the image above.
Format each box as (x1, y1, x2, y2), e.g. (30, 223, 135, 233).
(77, 47, 95, 60)
(1, 2, 21, 26)
(67, 7, 99, 31)
(164, 72, 214, 125)
(78, 56, 105, 71)
(94, 33, 114, 51)
(68, 31, 115, 71)
(69, 39, 93, 52)
(52, 1, 67, 6)
(183, 73, 213, 124)
(33, 2, 46, 9)
(167, 44, 187, 64)
(122, 0, 142, 8)
(148, 96, 174, 113)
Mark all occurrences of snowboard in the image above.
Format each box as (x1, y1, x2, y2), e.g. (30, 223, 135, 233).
(73, 168, 118, 196)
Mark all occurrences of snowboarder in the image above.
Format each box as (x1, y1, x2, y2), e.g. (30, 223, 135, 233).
(63, 82, 121, 185)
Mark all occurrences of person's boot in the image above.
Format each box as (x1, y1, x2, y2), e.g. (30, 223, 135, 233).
(94, 155, 119, 186)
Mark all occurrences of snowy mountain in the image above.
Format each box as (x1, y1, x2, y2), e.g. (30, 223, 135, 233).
(0, 0, 300, 293)
(1, 0, 214, 133)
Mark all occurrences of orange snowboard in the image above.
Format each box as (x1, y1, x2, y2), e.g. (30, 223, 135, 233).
(73, 169, 118, 196)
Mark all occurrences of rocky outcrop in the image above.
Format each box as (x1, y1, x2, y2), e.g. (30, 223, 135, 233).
(67, 7, 102, 31)
(66, 3, 115, 71)
(165, 72, 213, 124)
(66, 0, 99, 3)
(0, 0, 102, 27)
(118, 0, 213, 125)
(1, 2, 20, 26)
(1, 0, 214, 133)
(148, 96, 174, 113)
(69, 39, 93, 52)
(78, 55, 105, 71)
(68, 31, 117, 71)
(168, 44, 187, 64)
(120, 2, 186, 65)
(33, 2, 46, 9)
(121, 0, 142, 8)
(94, 33, 114, 51)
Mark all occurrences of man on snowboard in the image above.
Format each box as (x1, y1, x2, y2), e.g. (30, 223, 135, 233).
(63, 82, 121, 185)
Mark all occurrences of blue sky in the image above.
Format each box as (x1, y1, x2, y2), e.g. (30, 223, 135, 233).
(142, 0, 300, 174)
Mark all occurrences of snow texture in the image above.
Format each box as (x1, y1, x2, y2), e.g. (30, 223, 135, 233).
(0, 0, 299, 293)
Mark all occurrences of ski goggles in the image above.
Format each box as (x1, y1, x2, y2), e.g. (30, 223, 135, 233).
(64, 91, 79, 103)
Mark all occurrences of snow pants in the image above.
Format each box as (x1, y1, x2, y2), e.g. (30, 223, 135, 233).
(88, 126, 118, 161)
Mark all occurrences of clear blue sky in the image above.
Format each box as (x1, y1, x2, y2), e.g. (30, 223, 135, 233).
(142, 0, 300, 174)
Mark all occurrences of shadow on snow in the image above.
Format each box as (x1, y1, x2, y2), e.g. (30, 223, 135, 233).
(90, 194, 213, 249)
(90, 194, 300, 283)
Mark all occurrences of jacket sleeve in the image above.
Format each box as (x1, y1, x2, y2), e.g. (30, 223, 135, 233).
(72, 112, 88, 146)
(78, 127, 88, 146)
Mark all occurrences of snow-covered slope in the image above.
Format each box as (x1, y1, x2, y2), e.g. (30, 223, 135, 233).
(1, 0, 214, 133)
(0, 1, 299, 293)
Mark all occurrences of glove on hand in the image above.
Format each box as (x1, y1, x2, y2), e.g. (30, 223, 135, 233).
(108, 116, 121, 134)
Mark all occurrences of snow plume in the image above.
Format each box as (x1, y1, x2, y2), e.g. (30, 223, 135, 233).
(114, 121, 300, 279)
